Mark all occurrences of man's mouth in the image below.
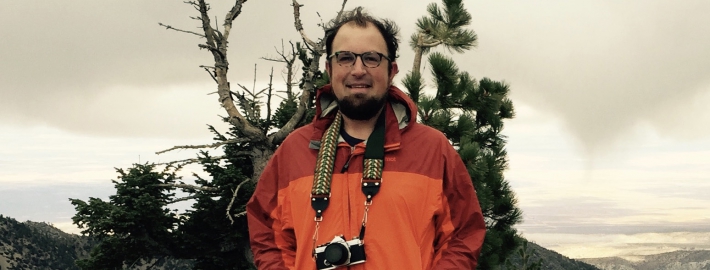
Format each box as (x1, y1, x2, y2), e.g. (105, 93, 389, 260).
(346, 83, 372, 89)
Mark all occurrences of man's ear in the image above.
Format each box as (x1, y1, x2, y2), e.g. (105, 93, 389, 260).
(389, 61, 399, 82)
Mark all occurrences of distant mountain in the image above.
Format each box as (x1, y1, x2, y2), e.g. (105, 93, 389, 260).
(0, 214, 95, 270)
(580, 250, 710, 270)
(0, 215, 191, 270)
(504, 240, 601, 270)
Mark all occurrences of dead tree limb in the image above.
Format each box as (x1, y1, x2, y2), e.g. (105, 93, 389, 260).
(222, 0, 247, 41)
(267, 1, 332, 146)
(201, 66, 218, 83)
(265, 67, 274, 132)
(335, 0, 348, 22)
(157, 183, 219, 192)
(226, 178, 251, 224)
(155, 138, 248, 155)
(193, 0, 264, 140)
(168, 195, 200, 204)
(155, 155, 226, 167)
(158, 22, 206, 38)
(261, 40, 299, 100)
(291, 0, 319, 49)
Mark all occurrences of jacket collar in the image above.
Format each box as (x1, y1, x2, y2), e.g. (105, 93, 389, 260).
(309, 84, 418, 150)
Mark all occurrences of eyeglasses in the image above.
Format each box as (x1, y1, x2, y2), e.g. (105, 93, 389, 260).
(328, 51, 391, 68)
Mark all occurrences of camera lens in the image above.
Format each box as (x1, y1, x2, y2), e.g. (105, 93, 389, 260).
(324, 243, 349, 265)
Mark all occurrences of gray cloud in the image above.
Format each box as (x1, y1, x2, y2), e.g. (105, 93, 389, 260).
(0, 1, 315, 137)
(463, 1, 710, 154)
(2, 1, 709, 148)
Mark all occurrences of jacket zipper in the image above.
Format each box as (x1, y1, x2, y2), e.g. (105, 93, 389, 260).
(340, 145, 356, 173)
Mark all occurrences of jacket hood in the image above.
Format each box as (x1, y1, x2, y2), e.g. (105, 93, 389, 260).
(309, 84, 419, 145)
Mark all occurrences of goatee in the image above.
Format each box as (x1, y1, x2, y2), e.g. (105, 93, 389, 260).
(337, 93, 387, 121)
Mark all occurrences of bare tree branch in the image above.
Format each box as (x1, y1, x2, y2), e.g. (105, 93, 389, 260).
(192, 0, 263, 139)
(169, 195, 200, 204)
(197, 0, 217, 48)
(235, 211, 247, 218)
(155, 138, 248, 155)
(201, 66, 218, 83)
(155, 155, 226, 167)
(334, 0, 348, 22)
(197, 44, 225, 59)
(157, 183, 219, 192)
(227, 178, 251, 224)
(261, 40, 299, 101)
(236, 83, 258, 121)
(265, 67, 274, 132)
(267, 1, 328, 146)
(158, 22, 206, 37)
(292, 0, 319, 49)
(222, 0, 247, 41)
(261, 57, 285, 63)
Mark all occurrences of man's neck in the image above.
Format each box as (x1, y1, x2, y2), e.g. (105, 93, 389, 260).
(341, 108, 384, 140)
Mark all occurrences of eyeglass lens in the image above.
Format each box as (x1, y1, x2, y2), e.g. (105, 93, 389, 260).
(336, 52, 382, 68)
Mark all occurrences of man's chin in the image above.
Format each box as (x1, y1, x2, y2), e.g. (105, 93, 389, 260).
(338, 95, 386, 121)
(349, 93, 368, 99)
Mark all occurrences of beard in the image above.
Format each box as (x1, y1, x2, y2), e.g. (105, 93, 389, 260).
(337, 93, 387, 121)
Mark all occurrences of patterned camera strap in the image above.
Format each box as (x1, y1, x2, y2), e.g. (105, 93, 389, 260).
(311, 111, 385, 220)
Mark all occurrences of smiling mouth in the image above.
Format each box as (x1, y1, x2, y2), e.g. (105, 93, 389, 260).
(346, 84, 372, 89)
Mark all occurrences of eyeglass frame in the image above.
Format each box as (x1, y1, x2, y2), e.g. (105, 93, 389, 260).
(327, 51, 393, 68)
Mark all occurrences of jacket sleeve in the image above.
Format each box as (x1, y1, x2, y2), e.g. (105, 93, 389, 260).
(430, 144, 486, 270)
(246, 153, 297, 270)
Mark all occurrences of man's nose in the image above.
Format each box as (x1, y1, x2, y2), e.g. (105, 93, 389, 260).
(350, 56, 367, 76)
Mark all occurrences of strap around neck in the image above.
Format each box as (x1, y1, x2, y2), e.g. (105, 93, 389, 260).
(311, 110, 386, 218)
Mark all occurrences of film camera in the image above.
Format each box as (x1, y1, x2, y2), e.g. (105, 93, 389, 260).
(314, 235, 366, 269)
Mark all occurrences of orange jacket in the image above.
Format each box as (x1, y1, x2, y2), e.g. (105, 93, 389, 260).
(247, 85, 485, 269)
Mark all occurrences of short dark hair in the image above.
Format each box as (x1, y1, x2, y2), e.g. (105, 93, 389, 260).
(324, 7, 400, 63)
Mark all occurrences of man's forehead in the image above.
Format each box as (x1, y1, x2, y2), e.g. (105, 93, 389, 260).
(332, 22, 386, 50)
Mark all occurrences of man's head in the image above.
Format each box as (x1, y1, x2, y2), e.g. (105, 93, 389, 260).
(324, 8, 400, 121)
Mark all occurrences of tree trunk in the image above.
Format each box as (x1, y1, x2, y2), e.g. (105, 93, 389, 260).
(250, 146, 274, 183)
(412, 32, 424, 76)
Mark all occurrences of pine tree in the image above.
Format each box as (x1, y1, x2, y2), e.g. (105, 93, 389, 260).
(410, 0, 478, 76)
(402, 1, 521, 268)
(403, 51, 522, 269)
(70, 164, 180, 269)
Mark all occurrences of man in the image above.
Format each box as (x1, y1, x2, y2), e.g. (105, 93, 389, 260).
(247, 7, 485, 270)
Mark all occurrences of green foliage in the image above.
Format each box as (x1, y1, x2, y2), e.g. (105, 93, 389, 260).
(174, 124, 256, 269)
(0, 216, 97, 269)
(70, 164, 180, 269)
(272, 97, 298, 128)
(406, 45, 522, 269)
(505, 240, 542, 270)
(410, 0, 478, 53)
(272, 69, 326, 130)
(402, 70, 424, 104)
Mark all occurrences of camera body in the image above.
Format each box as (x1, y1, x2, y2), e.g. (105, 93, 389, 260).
(314, 235, 366, 270)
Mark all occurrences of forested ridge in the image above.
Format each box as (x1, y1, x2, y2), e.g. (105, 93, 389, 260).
(1, 214, 603, 269)
(0, 214, 196, 270)
(0, 215, 94, 270)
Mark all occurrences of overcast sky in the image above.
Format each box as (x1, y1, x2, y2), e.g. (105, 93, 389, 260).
(1, 0, 709, 259)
